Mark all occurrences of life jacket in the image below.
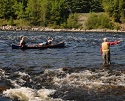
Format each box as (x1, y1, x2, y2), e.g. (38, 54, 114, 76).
(102, 42, 109, 52)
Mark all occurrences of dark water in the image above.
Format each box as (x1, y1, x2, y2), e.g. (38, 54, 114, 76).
(0, 31, 125, 101)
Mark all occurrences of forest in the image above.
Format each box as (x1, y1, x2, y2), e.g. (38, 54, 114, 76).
(0, 0, 125, 30)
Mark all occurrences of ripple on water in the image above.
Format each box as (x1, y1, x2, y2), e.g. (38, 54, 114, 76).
(0, 31, 125, 101)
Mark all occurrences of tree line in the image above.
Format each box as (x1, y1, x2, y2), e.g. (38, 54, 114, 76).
(0, 0, 125, 29)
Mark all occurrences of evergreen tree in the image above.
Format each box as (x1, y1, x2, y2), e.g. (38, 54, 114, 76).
(0, 0, 16, 19)
(48, 0, 69, 26)
(26, 0, 41, 25)
(102, 0, 125, 23)
(39, 0, 49, 26)
(90, 0, 103, 12)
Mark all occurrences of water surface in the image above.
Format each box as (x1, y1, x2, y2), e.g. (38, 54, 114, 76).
(0, 31, 125, 101)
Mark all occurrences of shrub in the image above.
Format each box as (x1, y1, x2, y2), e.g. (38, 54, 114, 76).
(62, 13, 81, 29)
(85, 13, 116, 29)
(8, 16, 14, 26)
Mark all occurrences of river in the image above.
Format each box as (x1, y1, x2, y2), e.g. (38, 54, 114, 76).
(0, 31, 125, 101)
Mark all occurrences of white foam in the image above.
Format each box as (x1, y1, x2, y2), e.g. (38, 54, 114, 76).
(37, 89, 56, 99)
(3, 87, 59, 101)
(3, 69, 125, 100)
(3, 87, 35, 101)
(0, 69, 5, 77)
(18, 72, 29, 76)
(8, 79, 21, 88)
(52, 69, 125, 90)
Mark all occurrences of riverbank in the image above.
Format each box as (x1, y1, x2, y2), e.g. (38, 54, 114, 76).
(0, 25, 125, 33)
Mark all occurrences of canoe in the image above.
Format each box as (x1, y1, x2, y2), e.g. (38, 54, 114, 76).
(12, 42, 65, 49)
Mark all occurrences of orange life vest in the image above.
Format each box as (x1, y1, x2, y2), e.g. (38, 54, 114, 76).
(102, 42, 109, 52)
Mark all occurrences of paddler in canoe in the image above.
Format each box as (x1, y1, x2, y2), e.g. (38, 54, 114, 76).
(100, 37, 121, 65)
(38, 37, 53, 46)
(19, 35, 27, 47)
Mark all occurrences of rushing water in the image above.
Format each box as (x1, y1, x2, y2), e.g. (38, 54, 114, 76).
(0, 31, 125, 101)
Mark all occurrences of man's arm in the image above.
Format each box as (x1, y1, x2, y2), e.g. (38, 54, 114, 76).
(108, 41, 120, 45)
(20, 40, 22, 46)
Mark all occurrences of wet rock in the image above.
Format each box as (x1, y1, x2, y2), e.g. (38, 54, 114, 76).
(0, 86, 8, 93)
(62, 67, 69, 71)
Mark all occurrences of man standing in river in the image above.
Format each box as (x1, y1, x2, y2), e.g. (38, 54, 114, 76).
(100, 38, 121, 65)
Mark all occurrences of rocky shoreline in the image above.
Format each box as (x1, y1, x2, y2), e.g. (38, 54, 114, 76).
(0, 25, 125, 33)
